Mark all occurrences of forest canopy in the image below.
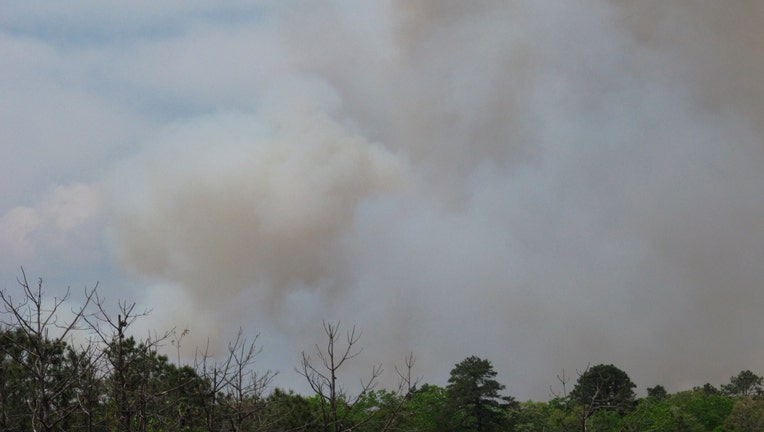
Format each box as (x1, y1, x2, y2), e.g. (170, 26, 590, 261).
(0, 274, 759, 432)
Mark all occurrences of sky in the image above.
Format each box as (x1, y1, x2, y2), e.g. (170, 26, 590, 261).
(2, 0, 764, 401)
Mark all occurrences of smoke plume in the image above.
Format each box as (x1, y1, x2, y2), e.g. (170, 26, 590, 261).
(106, 1, 764, 398)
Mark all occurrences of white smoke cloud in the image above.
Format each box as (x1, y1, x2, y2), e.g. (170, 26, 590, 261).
(0, 183, 102, 265)
(96, 0, 764, 399)
(108, 79, 405, 310)
(0, 207, 41, 260)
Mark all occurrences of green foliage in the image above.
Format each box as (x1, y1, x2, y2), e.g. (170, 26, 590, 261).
(647, 384, 668, 401)
(511, 401, 554, 432)
(621, 397, 677, 432)
(722, 370, 764, 397)
(570, 364, 636, 415)
(618, 396, 706, 432)
(588, 409, 623, 432)
(0, 327, 32, 431)
(5, 276, 764, 432)
(724, 395, 764, 432)
(544, 397, 581, 431)
(101, 336, 210, 431)
(0, 322, 760, 432)
(404, 384, 447, 431)
(444, 356, 511, 432)
(698, 383, 722, 396)
(264, 388, 322, 431)
(670, 389, 735, 432)
(342, 389, 406, 432)
(0, 327, 86, 431)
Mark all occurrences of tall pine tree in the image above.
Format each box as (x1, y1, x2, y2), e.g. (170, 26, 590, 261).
(444, 356, 512, 432)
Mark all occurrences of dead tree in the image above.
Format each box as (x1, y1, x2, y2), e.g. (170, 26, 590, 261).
(195, 328, 275, 432)
(84, 293, 146, 432)
(195, 338, 231, 432)
(0, 268, 96, 432)
(551, 366, 606, 432)
(297, 321, 416, 432)
(83, 292, 177, 432)
(379, 352, 418, 432)
(225, 329, 276, 431)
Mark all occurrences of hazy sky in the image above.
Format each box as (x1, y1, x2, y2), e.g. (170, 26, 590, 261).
(2, 1, 764, 401)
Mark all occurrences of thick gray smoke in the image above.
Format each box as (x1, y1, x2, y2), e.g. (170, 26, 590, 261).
(107, 1, 764, 399)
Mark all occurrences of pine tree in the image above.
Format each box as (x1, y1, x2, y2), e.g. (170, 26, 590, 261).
(444, 356, 511, 432)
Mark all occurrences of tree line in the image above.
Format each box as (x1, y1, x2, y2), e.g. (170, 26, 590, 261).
(1, 271, 763, 431)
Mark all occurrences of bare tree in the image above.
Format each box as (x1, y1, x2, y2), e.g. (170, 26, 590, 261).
(551, 368, 592, 432)
(576, 367, 602, 432)
(84, 293, 147, 432)
(224, 329, 276, 432)
(379, 351, 418, 432)
(83, 292, 180, 432)
(297, 321, 417, 432)
(552, 365, 636, 432)
(0, 268, 96, 432)
(195, 328, 276, 432)
(195, 338, 230, 432)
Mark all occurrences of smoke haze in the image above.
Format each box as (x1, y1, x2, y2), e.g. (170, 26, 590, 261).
(2, 1, 763, 399)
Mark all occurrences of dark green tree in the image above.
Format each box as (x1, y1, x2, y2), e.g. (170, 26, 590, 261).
(700, 382, 720, 395)
(570, 364, 636, 415)
(402, 384, 447, 432)
(670, 388, 733, 431)
(692, 382, 721, 396)
(722, 370, 763, 397)
(444, 356, 511, 432)
(102, 336, 209, 431)
(647, 385, 668, 401)
(511, 401, 555, 432)
(261, 388, 322, 431)
(619, 397, 677, 432)
(563, 364, 635, 432)
(0, 326, 33, 431)
(344, 389, 409, 432)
